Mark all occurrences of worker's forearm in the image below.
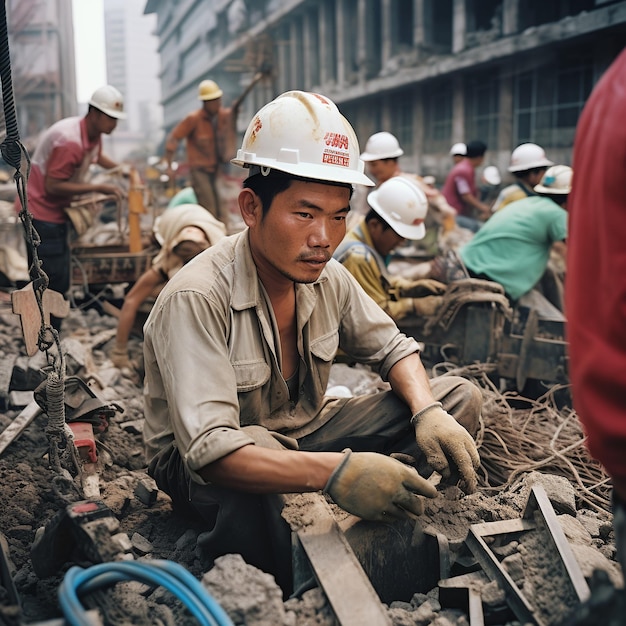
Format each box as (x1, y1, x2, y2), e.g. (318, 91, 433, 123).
(198, 445, 343, 493)
(98, 154, 118, 170)
(461, 193, 490, 216)
(44, 179, 116, 198)
(387, 352, 436, 415)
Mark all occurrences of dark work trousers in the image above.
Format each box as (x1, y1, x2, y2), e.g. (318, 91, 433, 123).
(148, 375, 482, 597)
(28, 219, 70, 331)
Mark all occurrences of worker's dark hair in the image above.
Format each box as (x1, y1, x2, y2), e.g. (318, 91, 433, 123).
(243, 169, 353, 218)
(465, 140, 487, 158)
(513, 166, 548, 180)
(537, 192, 568, 206)
(365, 208, 392, 231)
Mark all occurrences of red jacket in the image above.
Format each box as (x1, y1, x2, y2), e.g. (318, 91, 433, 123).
(566, 48, 626, 486)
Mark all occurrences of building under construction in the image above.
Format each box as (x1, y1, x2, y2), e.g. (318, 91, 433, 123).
(145, 0, 626, 180)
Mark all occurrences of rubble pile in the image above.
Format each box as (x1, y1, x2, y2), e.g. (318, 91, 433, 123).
(0, 305, 622, 625)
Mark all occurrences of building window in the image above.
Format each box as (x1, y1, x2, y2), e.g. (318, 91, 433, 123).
(424, 83, 452, 152)
(465, 71, 499, 150)
(391, 0, 414, 53)
(514, 57, 593, 148)
(390, 93, 414, 154)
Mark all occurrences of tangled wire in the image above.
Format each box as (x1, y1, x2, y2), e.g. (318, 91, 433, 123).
(433, 362, 612, 514)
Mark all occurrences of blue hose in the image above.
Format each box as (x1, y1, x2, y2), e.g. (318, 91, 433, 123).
(58, 560, 234, 626)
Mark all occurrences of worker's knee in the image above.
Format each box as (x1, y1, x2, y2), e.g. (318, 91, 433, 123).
(431, 375, 482, 437)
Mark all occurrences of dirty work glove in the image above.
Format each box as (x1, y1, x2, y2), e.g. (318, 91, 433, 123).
(110, 343, 131, 369)
(412, 295, 444, 317)
(400, 279, 447, 298)
(411, 403, 480, 494)
(324, 450, 438, 522)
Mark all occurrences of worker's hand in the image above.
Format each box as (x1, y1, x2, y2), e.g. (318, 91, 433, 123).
(110, 343, 132, 369)
(412, 404, 480, 493)
(402, 279, 447, 298)
(412, 295, 443, 317)
(98, 183, 126, 205)
(324, 450, 438, 522)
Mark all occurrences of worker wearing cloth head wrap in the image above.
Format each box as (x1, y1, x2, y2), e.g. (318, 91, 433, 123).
(110, 204, 226, 368)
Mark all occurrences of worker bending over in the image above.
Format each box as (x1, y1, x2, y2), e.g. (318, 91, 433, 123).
(334, 176, 446, 320)
(111, 204, 226, 369)
(143, 91, 481, 594)
(431, 165, 570, 317)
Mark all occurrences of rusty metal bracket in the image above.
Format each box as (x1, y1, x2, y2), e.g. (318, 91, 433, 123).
(465, 485, 591, 626)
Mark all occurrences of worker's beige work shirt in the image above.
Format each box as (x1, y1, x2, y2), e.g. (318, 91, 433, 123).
(143, 230, 420, 483)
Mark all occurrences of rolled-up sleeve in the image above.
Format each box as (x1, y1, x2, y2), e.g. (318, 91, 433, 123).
(143, 289, 254, 483)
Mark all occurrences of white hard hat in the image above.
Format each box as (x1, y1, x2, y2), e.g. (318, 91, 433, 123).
(198, 79, 223, 101)
(367, 176, 428, 240)
(533, 165, 573, 195)
(360, 132, 404, 161)
(449, 142, 467, 157)
(88, 85, 126, 119)
(482, 165, 501, 186)
(508, 143, 553, 172)
(232, 91, 374, 186)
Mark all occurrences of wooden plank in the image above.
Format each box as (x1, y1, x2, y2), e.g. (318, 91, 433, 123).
(0, 400, 42, 457)
(283, 493, 391, 626)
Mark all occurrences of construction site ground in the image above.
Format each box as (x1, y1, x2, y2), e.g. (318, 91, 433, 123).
(0, 293, 623, 625)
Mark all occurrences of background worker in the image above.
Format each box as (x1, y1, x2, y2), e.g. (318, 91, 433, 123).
(334, 176, 446, 320)
(356, 131, 456, 255)
(20, 85, 126, 330)
(567, 49, 626, 591)
(110, 204, 226, 369)
(441, 139, 490, 232)
(163, 74, 264, 223)
(143, 91, 482, 594)
(491, 143, 553, 213)
(431, 164, 571, 317)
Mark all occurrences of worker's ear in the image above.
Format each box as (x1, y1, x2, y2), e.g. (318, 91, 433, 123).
(239, 188, 262, 227)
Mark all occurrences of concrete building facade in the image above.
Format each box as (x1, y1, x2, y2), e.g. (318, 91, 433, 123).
(145, 0, 626, 182)
(102, 0, 163, 162)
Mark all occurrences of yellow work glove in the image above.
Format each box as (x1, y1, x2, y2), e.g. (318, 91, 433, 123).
(110, 343, 132, 369)
(412, 295, 444, 316)
(400, 279, 447, 298)
(324, 450, 438, 522)
(411, 403, 480, 494)
(442, 214, 456, 233)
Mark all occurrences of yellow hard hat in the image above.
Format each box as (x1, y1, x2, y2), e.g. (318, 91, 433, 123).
(198, 80, 223, 101)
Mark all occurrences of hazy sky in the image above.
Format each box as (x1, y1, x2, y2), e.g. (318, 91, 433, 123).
(72, 0, 106, 102)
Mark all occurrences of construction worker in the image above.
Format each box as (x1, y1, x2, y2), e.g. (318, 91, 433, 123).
(143, 91, 481, 594)
(441, 139, 490, 232)
(20, 85, 126, 330)
(449, 142, 467, 165)
(357, 131, 456, 256)
(491, 143, 553, 213)
(110, 204, 226, 369)
(163, 74, 264, 224)
(334, 176, 446, 320)
(567, 48, 626, 601)
(431, 164, 570, 317)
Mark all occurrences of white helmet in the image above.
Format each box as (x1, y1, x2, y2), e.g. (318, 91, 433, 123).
(449, 142, 467, 157)
(508, 143, 553, 172)
(88, 85, 126, 119)
(360, 132, 404, 161)
(231, 91, 373, 187)
(367, 176, 428, 240)
(482, 165, 501, 186)
(533, 165, 573, 195)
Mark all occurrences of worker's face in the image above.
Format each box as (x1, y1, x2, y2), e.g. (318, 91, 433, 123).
(527, 168, 547, 187)
(366, 159, 397, 184)
(368, 220, 407, 257)
(240, 180, 351, 285)
(202, 98, 222, 116)
(97, 111, 118, 134)
(452, 155, 465, 164)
